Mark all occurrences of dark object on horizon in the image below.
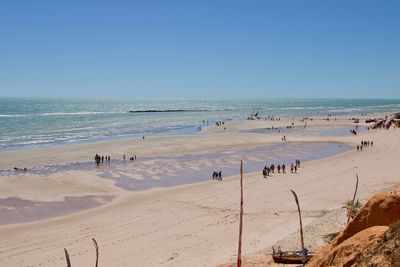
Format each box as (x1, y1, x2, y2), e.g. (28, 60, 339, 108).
(129, 109, 208, 113)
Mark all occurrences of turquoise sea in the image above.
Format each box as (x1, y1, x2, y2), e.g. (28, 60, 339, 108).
(1, 98, 399, 151)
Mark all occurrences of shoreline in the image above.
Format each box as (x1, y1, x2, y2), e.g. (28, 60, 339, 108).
(0, 115, 366, 169)
(0, 116, 399, 266)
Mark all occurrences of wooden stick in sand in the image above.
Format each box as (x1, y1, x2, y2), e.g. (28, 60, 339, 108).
(347, 174, 359, 223)
(237, 160, 243, 267)
(64, 248, 71, 267)
(92, 238, 99, 267)
(63, 238, 99, 267)
(290, 189, 305, 266)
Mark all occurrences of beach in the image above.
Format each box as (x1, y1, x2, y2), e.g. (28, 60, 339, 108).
(0, 116, 399, 266)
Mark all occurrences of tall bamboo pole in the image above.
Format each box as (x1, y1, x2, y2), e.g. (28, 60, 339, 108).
(347, 174, 359, 223)
(64, 248, 71, 267)
(237, 161, 243, 267)
(92, 238, 99, 267)
(290, 190, 305, 266)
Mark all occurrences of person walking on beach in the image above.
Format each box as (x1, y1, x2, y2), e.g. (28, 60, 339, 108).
(218, 171, 222, 180)
(263, 166, 268, 177)
(357, 145, 359, 151)
(282, 164, 286, 173)
(277, 164, 281, 173)
(290, 164, 294, 173)
(95, 154, 99, 165)
(294, 165, 297, 173)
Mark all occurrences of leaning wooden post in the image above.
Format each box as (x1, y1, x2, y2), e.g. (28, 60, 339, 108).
(237, 160, 244, 267)
(64, 248, 71, 267)
(290, 190, 305, 266)
(347, 174, 359, 223)
(92, 238, 99, 267)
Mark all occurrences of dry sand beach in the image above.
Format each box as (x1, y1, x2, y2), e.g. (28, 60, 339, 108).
(0, 116, 399, 266)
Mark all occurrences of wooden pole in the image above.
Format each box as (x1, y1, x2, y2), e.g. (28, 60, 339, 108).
(237, 161, 244, 267)
(92, 238, 99, 267)
(347, 174, 359, 223)
(290, 190, 305, 266)
(64, 248, 71, 267)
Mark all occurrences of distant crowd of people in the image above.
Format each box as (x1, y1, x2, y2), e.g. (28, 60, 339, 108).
(124, 154, 137, 161)
(212, 171, 222, 181)
(350, 129, 358, 135)
(356, 140, 373, 151)
(95, 154, 111, 165)
(263, 159, 301, 177)
(265, 116, 280, 121)
(14, 167, 27, 172)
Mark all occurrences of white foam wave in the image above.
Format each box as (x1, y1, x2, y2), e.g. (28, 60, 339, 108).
(0, 111, 125, 118)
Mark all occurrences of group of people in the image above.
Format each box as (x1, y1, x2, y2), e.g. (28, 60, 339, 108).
(94, 154, 111, 165)
(14, 167, 27, 172)
(123, 154, 137, 161)
(350, 129, 358, 135)
(212, 171, 222, 181)
(356, 140, 373, 151)
(265, 116, 281, 121)
(263, 159, 300, 177)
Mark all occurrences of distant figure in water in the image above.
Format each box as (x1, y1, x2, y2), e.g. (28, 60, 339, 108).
(123, 154, 126, 160)
(95, 154, 100, 165)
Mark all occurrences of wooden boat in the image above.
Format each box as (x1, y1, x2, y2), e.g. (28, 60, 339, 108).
(272, 247, 315, 264)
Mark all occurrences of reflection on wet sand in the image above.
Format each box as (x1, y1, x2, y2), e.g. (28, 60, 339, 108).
(0, 195, 114, 225)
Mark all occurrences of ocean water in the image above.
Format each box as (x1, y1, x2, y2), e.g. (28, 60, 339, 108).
(1, 97, 399, 151)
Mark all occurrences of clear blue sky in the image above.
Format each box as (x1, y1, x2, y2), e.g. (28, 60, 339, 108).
(0, 1, 399, 98)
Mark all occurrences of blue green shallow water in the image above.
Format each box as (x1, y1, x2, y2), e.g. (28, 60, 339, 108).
(0, 98, 399, 151)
